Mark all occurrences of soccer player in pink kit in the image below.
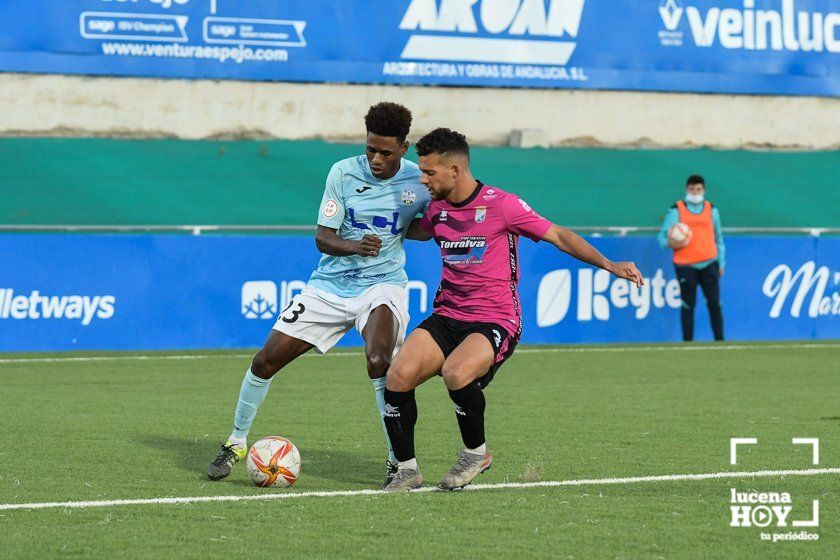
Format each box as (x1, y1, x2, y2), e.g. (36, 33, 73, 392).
(383, 128, 644, 492)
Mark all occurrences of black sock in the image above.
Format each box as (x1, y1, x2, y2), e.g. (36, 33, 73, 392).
(448, 383, 486, 450)
(383, 389, 417, 462)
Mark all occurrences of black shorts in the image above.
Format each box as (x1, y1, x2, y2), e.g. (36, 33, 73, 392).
(416, 313, 519, 389)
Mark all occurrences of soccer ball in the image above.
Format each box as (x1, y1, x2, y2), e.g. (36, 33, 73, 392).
(668, 222, 692, 248)
(246, 436, 301, 488)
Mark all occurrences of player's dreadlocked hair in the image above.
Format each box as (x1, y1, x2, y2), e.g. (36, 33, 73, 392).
(364, 102, 413, 143)
(415, 128, 470, 160)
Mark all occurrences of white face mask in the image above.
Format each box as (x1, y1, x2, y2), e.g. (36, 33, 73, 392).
(685, 193, 704, 205)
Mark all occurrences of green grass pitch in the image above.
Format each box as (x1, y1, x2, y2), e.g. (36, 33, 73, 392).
(1, 342, 838, 559)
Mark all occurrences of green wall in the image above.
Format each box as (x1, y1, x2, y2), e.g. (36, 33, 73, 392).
(2, 139, 837, 228)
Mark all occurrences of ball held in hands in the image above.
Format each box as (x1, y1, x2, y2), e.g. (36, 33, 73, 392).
(668, 222, 692, 249)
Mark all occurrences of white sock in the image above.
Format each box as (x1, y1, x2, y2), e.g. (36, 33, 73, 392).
(398, 458, 418, 471)
(227, 435, 247, 449)
(466, 443, 486, 456)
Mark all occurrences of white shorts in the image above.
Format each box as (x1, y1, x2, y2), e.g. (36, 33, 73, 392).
(273, 284, 409, 355)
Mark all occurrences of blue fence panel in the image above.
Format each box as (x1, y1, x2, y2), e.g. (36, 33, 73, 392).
(0, 234, 837, 352)
(0, 1, 838, 96)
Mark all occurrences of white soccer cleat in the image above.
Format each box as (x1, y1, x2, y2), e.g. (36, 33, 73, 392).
(382, 468, 424, 492)
(438, 450, 493, 490)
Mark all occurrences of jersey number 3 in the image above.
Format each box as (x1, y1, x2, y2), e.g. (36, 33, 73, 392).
(281, 302, 306, 323)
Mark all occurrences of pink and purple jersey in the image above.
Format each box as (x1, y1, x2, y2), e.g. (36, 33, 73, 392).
(419, 182, 553, 339)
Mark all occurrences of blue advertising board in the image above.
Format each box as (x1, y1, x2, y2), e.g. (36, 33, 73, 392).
(0, 234, 836, 352)
(0, 1, 838, 96)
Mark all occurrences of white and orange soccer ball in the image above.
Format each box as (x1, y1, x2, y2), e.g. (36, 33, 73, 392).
(668, 222, 692, 248)
(246, 436, 301, 488)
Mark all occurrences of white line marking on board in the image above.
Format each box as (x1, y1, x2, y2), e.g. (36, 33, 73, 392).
(2, 467, 839, 512)
(1, 343, 837, 364)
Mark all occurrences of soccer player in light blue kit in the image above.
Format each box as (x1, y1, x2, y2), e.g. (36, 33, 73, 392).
(208, 103, 430, 487)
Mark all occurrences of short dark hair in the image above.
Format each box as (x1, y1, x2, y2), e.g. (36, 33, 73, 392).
(686, 174, 705, 187)
(364, 102, 412, 143)
(415, 128, 470, 160)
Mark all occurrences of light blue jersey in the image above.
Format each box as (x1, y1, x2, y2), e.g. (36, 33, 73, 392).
(308, 156, 429, 297)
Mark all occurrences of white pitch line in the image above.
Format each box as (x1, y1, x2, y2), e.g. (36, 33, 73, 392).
(0, 354, 255, 364)
(1, 343, 837, 364)
(515, 343, 840, 354)
(2, 467, 839, 512)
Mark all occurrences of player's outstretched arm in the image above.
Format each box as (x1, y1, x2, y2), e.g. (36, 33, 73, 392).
(315, 226, 382, 257)
(542, 224, 644, 287)
(405, 218, 433, 241)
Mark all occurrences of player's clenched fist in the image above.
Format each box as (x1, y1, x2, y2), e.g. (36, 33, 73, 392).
(356, 234, 382, 257)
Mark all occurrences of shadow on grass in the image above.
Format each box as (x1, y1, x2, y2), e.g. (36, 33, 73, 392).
(297, 447, 382, 486)
(133, 433, 221, 479)
(132, 434, 382, 487)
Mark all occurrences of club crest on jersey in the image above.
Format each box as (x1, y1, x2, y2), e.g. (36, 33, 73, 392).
(401, 189, 417, 205)
(439, 210, 448, 222)
(475, 206, 487, 223)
